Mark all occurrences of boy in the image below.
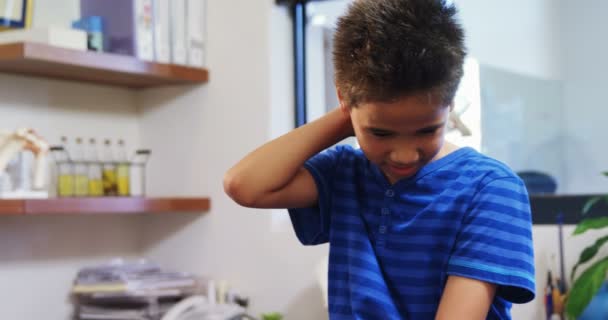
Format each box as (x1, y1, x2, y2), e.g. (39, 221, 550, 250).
(224, 0, 535, 319)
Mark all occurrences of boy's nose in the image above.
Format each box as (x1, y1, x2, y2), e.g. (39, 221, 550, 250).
(389, 148, 420, 166)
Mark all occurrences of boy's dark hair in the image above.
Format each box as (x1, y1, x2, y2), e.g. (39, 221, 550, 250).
(333, 0, 466, 107)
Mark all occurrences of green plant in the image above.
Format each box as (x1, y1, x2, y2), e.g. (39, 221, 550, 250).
(565, 171, 608, 319)
(260, 312, 283, 320)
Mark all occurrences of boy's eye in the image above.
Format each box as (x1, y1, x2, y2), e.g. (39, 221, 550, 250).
(369, 129, 393, 137)
(417, 127, 440, 135)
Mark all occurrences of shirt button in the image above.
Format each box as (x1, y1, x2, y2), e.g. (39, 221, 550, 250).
(385, 189, 395, 197)
(381, 208, 390, 215)
(379, 226, 387, 233)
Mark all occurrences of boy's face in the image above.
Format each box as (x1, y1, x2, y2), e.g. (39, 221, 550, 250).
(343, 94, 450, 184)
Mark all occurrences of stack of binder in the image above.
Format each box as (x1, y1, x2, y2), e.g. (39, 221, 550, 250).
(72, 258, 199, 320)
(80, 0, 207, 67)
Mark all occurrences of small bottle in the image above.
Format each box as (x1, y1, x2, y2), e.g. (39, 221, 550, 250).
(102, 139, 117, 196)
(86, 16, 104, 52)
(57, 136, 74, 197)
(86, 138, 103, 196)
(73, 137, 89, 197)
(129, 149, 150, 197)
(116, 139, 130, 196)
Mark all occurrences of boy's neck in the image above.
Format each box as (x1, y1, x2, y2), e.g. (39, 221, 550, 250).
(431, 141, 460, 163)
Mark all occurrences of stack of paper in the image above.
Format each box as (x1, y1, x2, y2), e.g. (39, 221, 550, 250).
(72, 258, 199, 320)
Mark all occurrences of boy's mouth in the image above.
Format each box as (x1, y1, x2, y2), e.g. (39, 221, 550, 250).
(386, 164, 418, 177)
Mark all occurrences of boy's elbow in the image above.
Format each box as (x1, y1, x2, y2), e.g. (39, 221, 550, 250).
(223, 171, 258, 208)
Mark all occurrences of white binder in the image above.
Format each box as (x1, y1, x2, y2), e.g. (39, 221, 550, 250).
(170, 0, 187, 65)
(186, 0, 206, 68)
(135, 0, 155, 61)
(153, 0, 170, 63)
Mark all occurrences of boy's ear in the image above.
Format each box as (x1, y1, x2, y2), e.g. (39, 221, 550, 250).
(336, 88, 350, 113)
(339, 102, 350, 115)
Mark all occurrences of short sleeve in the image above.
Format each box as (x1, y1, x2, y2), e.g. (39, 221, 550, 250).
(447, 177, 536, 303)
(288, 145, 349, 246)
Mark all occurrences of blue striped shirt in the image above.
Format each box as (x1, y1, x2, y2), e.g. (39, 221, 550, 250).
(288, 145, 535, 319)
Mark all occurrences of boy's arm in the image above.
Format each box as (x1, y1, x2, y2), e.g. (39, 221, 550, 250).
(435, 275, 497, 320)
(224, 108, 353, 209)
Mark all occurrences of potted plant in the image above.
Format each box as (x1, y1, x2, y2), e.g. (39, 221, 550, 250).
(565, 172, 608, 319)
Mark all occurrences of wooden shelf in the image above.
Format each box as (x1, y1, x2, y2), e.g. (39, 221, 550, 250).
(0, 197, 210, 215)
(0, 42, 209, 88)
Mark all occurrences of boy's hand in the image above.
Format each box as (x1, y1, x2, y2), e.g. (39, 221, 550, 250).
(336, 106, 355, 139)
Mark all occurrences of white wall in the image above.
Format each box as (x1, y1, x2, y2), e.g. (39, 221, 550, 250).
(138, 1, 328, 319)
(455, 0, 562, 80)
(560, 0, 608, 194)
(0, 75, 144, 319)
(0, 2, 146, 318)
(0, 0, 330, 318)
(0, 7, 144, 315)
